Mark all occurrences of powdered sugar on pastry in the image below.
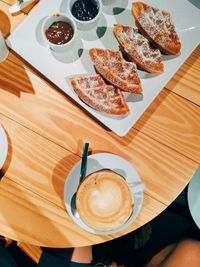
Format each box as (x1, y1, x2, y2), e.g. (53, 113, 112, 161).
(132, 2, 181, 55)
(89, 48, 142, 94)
(70, 75, 130, 115)
(113, 24, 163, 73)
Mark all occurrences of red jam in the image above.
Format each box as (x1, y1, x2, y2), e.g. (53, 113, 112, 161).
(45, 21, 74, 45)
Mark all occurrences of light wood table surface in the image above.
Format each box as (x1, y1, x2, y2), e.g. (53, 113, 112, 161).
(0, 0, 199, 248)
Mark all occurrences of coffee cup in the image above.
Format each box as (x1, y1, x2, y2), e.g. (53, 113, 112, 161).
(0, 30, 9, 63)
(76, 168, 134, 231)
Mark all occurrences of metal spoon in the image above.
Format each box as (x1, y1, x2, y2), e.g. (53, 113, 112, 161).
(71, 142, 89, 218)
(8, 0, 36, 14)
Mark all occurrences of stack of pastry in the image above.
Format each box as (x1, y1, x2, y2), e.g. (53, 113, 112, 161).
(70, 2, 181, 116)
(89, 48, 142, 94)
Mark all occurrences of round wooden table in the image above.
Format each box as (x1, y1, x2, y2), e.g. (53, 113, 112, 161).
(0, 0, 200, 248)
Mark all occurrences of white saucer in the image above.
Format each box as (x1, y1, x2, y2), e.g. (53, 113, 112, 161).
(0, 125, 8, 169)
(64, 153, 145, 235)
(188, 166, 200, 229)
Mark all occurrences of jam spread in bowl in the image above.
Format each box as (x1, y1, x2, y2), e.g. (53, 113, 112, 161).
(42, 13, 77, 52)
(71, 0, 99, 21)
(68, 0, 102, 30)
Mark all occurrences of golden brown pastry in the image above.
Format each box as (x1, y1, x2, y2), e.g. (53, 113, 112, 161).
(70, 74, 130, 115)
(132, 2, 181, 55)
(113, 24, 164, 73)
(89, 48, 142, 94)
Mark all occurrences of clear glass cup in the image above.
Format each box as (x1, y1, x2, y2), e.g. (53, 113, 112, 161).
(0, 30, 9, 63)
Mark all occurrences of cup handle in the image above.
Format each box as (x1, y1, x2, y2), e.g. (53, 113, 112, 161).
(129, 181, 146, 194)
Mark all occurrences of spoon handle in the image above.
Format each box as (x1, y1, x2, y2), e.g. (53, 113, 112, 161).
(79, 142, 89, 182)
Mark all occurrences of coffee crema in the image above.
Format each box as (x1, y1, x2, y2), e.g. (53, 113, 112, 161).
(76, 169, 134, 231)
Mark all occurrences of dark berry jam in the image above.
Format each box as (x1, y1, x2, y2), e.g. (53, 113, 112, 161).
(71, 0, 99, 21)
(45, 21, 74, 45)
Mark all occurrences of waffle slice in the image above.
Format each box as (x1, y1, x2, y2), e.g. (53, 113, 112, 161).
(113, 24, 164, 73)
(132, 2, 181, 55)
(70, 75, 129, 115)
(89, 48, 142, 94)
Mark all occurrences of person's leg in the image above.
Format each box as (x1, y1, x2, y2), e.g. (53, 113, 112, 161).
(71, 246, 93, 264)
(159, 239, 200, 267)
(145, 244, 176, 267)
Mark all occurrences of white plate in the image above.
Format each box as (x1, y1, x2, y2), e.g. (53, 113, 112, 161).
(64, 153, 145, 235)
(0, 125, 8, 169)
(188, 166, 200, 229)
(7, 0, 200, 136)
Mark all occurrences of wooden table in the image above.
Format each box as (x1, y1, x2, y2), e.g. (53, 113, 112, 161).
(0, 0, 199, 248)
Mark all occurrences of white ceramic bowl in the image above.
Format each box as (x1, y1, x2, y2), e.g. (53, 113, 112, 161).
(41, 13, 77, 52)
(68, 0, 103, 30)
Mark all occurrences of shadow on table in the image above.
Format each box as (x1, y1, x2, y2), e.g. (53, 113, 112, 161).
(0, 10, 10, 37)
(51, 153, 79, 205)
(0, 175, 73, 248)
(0, 54, 36, 97)
(104, 80, 171, 147)
(51, 138, 97, 202)
(188, 0, 200, 9)
(0, 10, 36, 97)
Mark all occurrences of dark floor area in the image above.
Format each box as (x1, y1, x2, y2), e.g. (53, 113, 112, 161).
(0, 240, 36, 267)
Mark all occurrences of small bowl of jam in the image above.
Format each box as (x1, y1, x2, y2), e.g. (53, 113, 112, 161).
(68, 0, 103, 30)
(42, 13, 77, 52)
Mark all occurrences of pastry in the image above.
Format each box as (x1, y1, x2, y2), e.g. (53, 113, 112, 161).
(89, 48, 142, 94)
(132, 2, 181, 55)
(70, 74, 130, 115)
(113, 24, 164, 73)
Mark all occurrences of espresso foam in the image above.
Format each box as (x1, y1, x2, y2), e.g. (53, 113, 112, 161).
(76, 169, 134, 231)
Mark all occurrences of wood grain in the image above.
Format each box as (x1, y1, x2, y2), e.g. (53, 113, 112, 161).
(0, 57, 199, 163)
(2, 0, 16, 5)
(18, 242, 41, 263)
(0, 113, 198, 246)
(0, 173, 167, 247)
(135, 89, 200, 163)
(166, 45, 200, 106)
(0, 113, 197, 210)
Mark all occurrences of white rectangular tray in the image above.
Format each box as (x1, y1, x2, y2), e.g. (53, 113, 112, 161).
(7, 0, 200, 136)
